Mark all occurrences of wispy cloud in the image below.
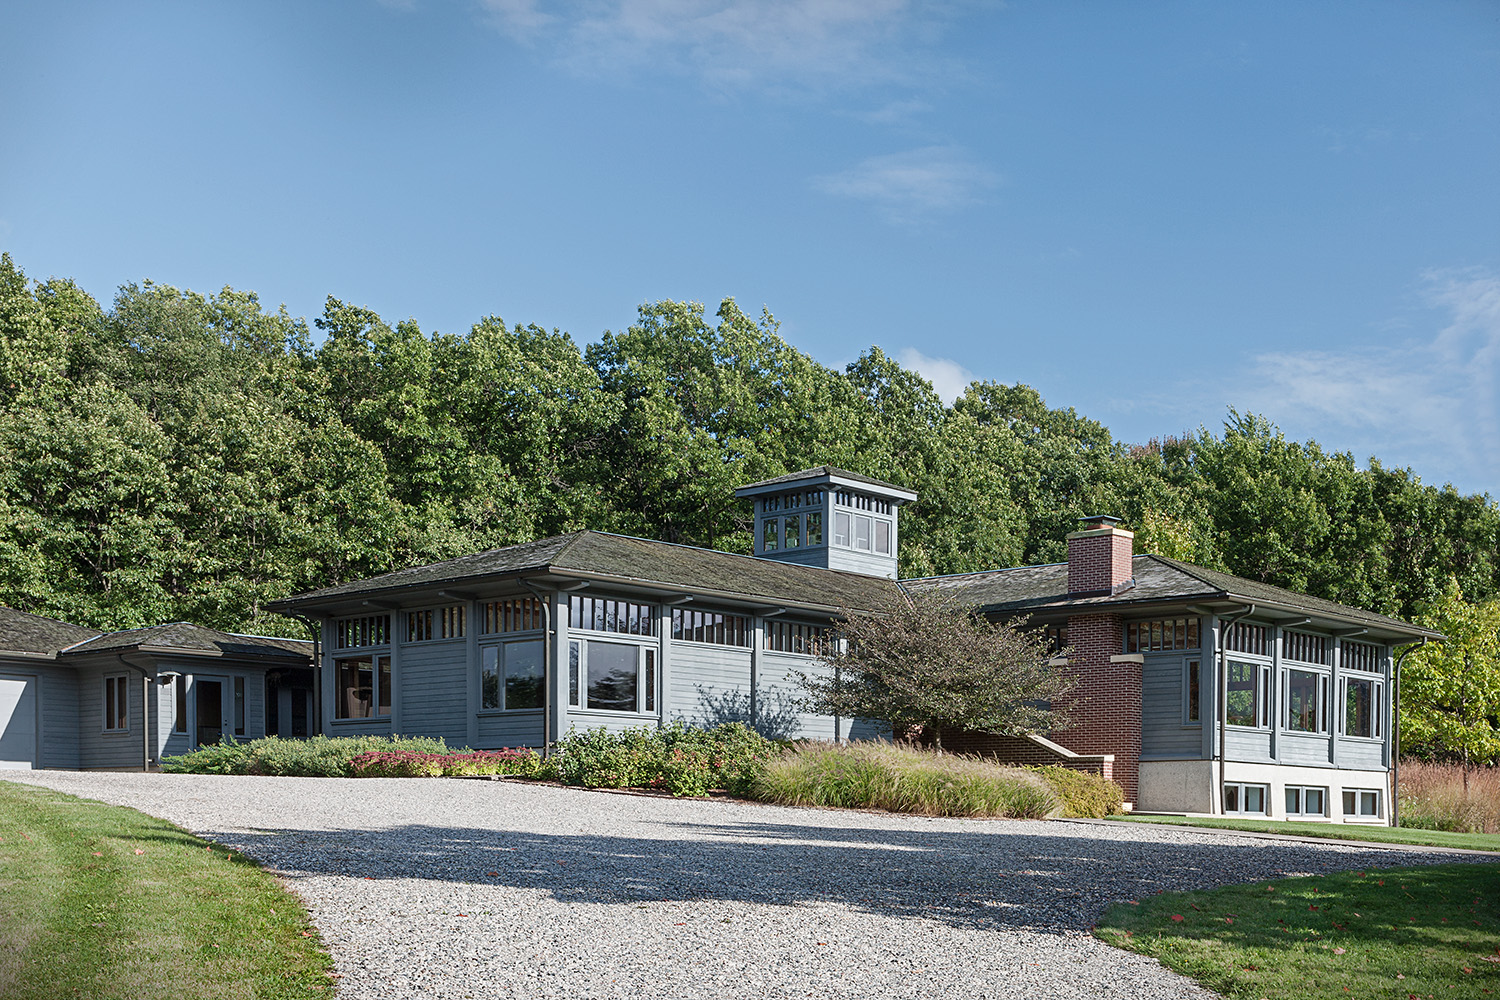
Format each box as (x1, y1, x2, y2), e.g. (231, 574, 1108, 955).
(814, 145, 998, 222)
(896, 347, 975, 403)
(1235, 267, 1500, 496)
(475, 0, 955, 93)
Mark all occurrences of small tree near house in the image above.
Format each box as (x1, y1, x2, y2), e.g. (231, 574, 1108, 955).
(799, 593, 1075, 750)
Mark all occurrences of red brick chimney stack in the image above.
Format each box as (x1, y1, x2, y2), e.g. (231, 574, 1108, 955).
(1067, 515, 1135, 595)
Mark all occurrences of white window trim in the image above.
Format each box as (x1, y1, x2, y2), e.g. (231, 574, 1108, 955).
(480, 639, 546, 714)
(1222, 781, 1270, 816)
(1339, 675, 1385, 740)
(567, 637, 657, 715)
(1342, 787, 1384, 821)
(1283, 666, 1330, 735)
(1284, 784, 1329, 819)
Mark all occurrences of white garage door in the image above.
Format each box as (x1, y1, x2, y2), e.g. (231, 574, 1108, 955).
(0, 676, 38, 769)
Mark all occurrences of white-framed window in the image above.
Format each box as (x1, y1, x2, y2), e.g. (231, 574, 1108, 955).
(1226, 660, 1271, 728)
(833, 510, 851, 547)
(1223, 782, 1269, 815)
(853, 514, 872, 551)
(334, 654, 391, 719)
(103, 674, 130, 731)
(567, 639, 656, 713)
(481, 640, 545, 711)
(1342, 676, 1383, 738)
(569, 595, 656, 636)
(1284, 668, 1329, 733)
(1183, 658, 1201, 725)
(1342, 787, 1382, 819)
(1285, 785, 1328, 817)
(763, 621, 832, 656)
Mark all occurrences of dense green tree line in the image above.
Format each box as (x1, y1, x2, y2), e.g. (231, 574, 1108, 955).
(2, 252, 1497, 657)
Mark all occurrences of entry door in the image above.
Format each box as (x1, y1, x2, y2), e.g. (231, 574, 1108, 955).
(195, 678, 227, 747)
(0, 676, 37, 769)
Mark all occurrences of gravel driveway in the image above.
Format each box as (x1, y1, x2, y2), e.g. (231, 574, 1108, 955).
(7, 771, 1488, 999)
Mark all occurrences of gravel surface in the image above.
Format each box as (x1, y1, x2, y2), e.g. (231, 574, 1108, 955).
(6, 771, 1488, 999)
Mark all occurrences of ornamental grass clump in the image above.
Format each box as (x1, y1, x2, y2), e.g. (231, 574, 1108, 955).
(1399, 759, 1500, 833)
(347, 748, 542, 778)
(751, 741, 1057, 818)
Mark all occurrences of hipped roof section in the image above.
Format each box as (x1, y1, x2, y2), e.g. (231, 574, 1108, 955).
(268, 530, 903, 615)
(0, 606, 101, 657)
(0, 606, 310, 661)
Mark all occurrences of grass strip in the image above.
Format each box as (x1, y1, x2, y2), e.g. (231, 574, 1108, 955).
(1106, 814, 1500, 853)
(1094, 862, 1500, 999)
(0, 780, 335, 1000)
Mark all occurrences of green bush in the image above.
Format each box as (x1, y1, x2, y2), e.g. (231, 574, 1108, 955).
(547, 722, 779, 796)
(347, 748, 542, 778)
(161, 735, 453, 777)
(750, 741, 1056, 818)
(1027, 764, 1125, 818)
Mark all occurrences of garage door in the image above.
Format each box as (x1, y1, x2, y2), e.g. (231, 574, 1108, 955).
(0, 676, 37, 769)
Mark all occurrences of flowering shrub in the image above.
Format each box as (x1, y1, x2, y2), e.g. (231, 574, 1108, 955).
(547, 722, 779, 796)
(348, 748, 543, 779)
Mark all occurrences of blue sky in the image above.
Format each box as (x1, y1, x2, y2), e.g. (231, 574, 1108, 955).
(2, 1, 1497, 498)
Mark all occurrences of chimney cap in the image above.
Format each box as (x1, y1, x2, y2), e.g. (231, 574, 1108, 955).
(1078, 514, 1123, 528)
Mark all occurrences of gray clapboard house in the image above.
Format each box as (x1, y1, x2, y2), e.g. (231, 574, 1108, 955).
(3, 466, 1438, 824)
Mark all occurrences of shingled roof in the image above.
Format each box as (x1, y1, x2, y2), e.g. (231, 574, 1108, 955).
(63, 623, 311, 660)
(903, 554, 1439, 640)
(269, 530, 903, 614)
(0, 607, 102, 657)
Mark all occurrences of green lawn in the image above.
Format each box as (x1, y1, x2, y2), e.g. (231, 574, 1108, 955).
(0, 780, 335, 1000)
(1095, 863, 1500, 999)
(1107, 814, 1500, 853)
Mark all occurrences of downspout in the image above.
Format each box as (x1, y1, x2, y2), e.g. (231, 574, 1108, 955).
(1215, 606, 1255, 816)
(285, 613, 323, 737)
(1390, 637, 1427, 829)
(518, 579, 553, 754)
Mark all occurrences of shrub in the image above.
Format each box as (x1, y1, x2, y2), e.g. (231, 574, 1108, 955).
(1399, 759, 1500, 834)
(547, 722, 779, 796)
(347, 748, 542, 778)
(1027, 765, 1125, 818)
(750, 741, 1056, 818)
(161, 735, 453, 777)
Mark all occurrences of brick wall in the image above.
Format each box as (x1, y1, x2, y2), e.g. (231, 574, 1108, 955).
(1048, 611, 1141, 804)
(1066, 527, 1134, 594)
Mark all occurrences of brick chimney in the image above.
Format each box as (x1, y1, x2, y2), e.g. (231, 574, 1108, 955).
(1067, 515, 1135, 595)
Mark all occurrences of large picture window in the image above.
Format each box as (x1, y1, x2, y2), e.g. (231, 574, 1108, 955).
(103, 675, 129, 731)
(1344, 677, 1382, 738)
(481, 640, 544, 711)
(1285, 668, 1327, 733)
(335, 654, 391, 719)
(567, 639, 656, 714)
(1226, 660, 1269, 728)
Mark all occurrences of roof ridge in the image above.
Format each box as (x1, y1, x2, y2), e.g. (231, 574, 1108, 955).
(0, 605, 101, 634)
(1140, 553, 1226, 591)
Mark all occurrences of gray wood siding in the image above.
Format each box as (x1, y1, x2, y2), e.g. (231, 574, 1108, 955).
(666, 641, 753, 728)
(756, 651, 835, 740)
(39, 666, 80, 769)
(75, 666, 146, 769)
(326, 718, 392, 737)
(1224, 727, 1273, 762)
(1336, 739, 1385, 770)
(1280, 732, 1333, 766)
(562, 707, 659, 735)
(823, 547, 898, 580)
(476, 711, 544, 748)
(1140, 653, 1202, 758)
(398, 640, 469, 745)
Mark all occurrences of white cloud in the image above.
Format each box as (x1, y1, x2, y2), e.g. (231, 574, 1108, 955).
(896, 347, 975, 403)
(1236, 267, 1500, 496)
(475, 0, 953, 92)
(814, 145, 998, 222)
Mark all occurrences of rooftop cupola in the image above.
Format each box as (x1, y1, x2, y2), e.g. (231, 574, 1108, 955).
(735, 466, 917, 580)
(1067, 514, 1135, 595)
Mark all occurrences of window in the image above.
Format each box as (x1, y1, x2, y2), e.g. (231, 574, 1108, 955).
(1042, 624, 1068, 655)
(672, 609, 750, 647)
(1343, 641, 1381, 673)
(1284, 631, 1329, 665)
(481, 640, 544, 711)
(854, 514, 872, 551)
(568, 596, 655, 636)
(874, 519, 891, 555)
(834, 491, 891, 514)
(234, 677, 246, 736)
(336, 615, 391, 649)
(1226, 660, 1269, 727)
(408, 605, 465, 642)
(567, 639, 654, 713)
(762, 517, 779, 551)
(1126, 618, 1201, 652)
(1343, 788, 1382, 819)
(833, 511, 851, 547)
(483, 598, 544, 634)
(103, 675, 129, 731)
(764, 621, 830, 655)
(335, 654, 391, 719)
(1185, 659, 1201, 724)
(784, 513, 801, 549)
(1285, 668, 1328, 733)
(1223, 782, 1268, 815)
(174, 676, 188, 734)
(807, 512, 823, 546)
(1224, 622, 1269, 656)
(1344, 676, 1382, 738)
(1286, 786, 1327, 817)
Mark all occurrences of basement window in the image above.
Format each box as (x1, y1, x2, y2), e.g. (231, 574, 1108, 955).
(1285, 785, 1327, 818)
(1342, 788, 1382, 820)
(1223, 782, 1268, 816)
